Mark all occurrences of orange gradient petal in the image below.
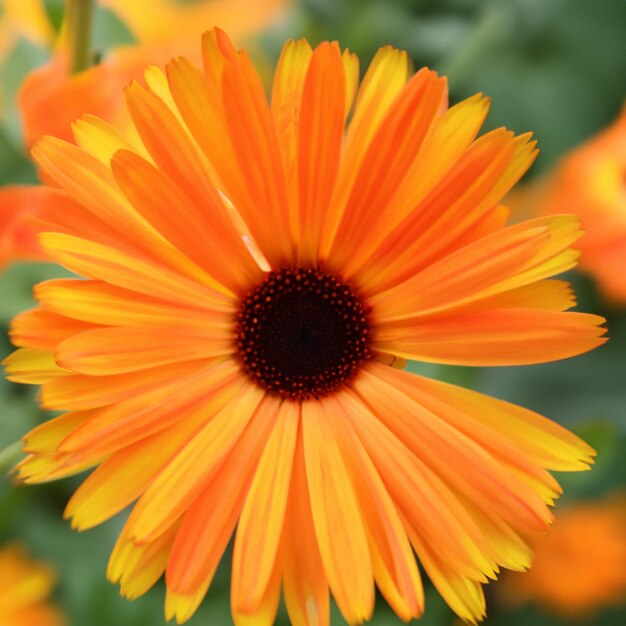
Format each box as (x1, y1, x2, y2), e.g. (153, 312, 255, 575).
(302, 401, 375, 624)
(295, 42, 346, 264)
(232, 401, 298, 611)
(282, 431, 330, 626)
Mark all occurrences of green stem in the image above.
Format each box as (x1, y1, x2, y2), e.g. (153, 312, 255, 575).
(65, 0, 95, 73)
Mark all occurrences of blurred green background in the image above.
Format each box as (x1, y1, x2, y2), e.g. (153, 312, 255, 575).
(1, 0, 625, 624)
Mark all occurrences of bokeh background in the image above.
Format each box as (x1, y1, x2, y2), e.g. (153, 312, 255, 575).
(1, 0, 625, 624)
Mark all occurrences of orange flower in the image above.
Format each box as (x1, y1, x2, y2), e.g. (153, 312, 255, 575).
(500, 497, 626, 617)
(540, 107, 626, 302)
(2, 30, 606, 625)
(18, 51, 144, 149)
(0, 543, 65, 626)
(0, 186, 50, 266)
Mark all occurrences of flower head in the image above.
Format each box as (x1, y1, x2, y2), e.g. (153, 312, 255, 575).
(500, 497, 626, 617)
(3, 29, 606, 625)
(0, 543, 65, 626)
(540, 106, 626, 302)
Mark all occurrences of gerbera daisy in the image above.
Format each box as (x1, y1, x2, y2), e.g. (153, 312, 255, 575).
(500, 496, 626, 617)
(0, 543, 65, 626)
(3, 29, 606, 625)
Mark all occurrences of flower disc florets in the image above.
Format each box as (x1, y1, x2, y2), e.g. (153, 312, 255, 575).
(236, 267, 371, 399)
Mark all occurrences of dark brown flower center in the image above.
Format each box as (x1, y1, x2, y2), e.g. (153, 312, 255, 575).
(235, 268, 372, 400)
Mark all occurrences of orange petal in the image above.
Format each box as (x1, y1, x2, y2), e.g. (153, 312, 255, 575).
(453, 202, 510, 248)
(325, 69, 447, 271)
(32, 139, 156, 251)
(232, 552, 283, 626)
(370, 216, 584, 319)
(342, 93, 490, 278)
(124, 79, 221, 220)
(371, 362, 595, 471)
(201, 27, 236, 87)
(40, 359, 213, 411)
(16, 448, 103, 484)
(319, 45, 411, 258)
(22, 412, 90, 455)
(34, 279, 226, 328)
(456, 495, 533, 573)
(325, 393, 424, 620)
(282, 429, 330, 626)
(71, 113, 148, 164)
(358, 130, 537, 294)
(38, 233, 232, 312)
(271, 38, 313, 227)
(232, 400, 299, 611)
(342, 49, 360, 116)
(33, 137, 223, 288)
(10, 308, 99, 351)
(220, 48, 293, 266)
(460, 279, 576, 313)
(373, 308, 606, 366)
(54, 326, 232, 375)
(301, 400, 374, 624)
(126, 383, 264, 543)
(2, 349, 70, 384)
(165, 396, 279, 607)
(339, 390, 496, 580)
(405, 522, 486, 624)
(30, 186, 140, 252)
(353, 369, 555, 536)
(295, 42, 346, 264)
(165, 55, 240, 200)
(111, 149, 260, 295)
(64, 392, 223, 530)
(58, 361, 242, 460)
(108, 520, 180, 601)
(406, 132, 539, 273)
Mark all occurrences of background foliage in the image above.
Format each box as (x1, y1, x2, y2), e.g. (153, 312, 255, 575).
(1, 0, 625, 624)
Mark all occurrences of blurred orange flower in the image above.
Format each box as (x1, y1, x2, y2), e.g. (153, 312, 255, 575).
(540, 107, 626, 302)
(3, 28, 606, 625)
(18, 51, 144, 148)
(501, 497, 626, 617)
(0, 186, 51, 266)
(0, 543, 65, 626)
